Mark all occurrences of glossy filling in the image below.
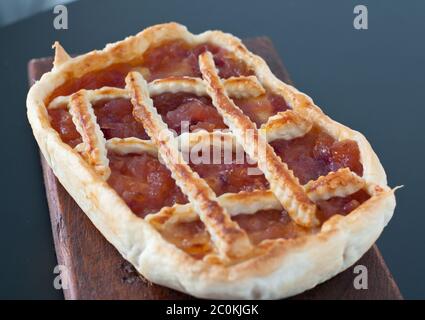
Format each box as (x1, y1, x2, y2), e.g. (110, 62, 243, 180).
(47, 40, 254, 103)
(271, 127, 363, 185)
(93, 98, 149, 140)
(48, 63, 134, 103)
(160, 190, 370, 258)
(108, 152, 187, 217)
(107, 149, 267, 217)
(153, 92, 226, 134)
(159, 220, 213, 259)
(142, 40, 254, 81)
(48, 108, 82, 148)
(188, 148, 269, 196)
(233, 92, 290, 127)
(234, 210, 311, 244)
(316, 189, 370, 223)
(47, 40, 371, 256)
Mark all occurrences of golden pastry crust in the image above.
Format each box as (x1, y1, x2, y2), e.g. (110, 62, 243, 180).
(27, 22, 396, 299)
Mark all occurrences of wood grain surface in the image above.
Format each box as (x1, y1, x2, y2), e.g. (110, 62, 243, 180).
(27, 37, 402, 300)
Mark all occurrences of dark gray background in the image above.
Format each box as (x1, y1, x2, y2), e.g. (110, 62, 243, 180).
(0, 0, 75, 27)
(0, 0, 423, 299)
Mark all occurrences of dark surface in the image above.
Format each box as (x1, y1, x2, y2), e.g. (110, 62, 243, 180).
(27, 39, 402, 299)
(0, 0, 424, 299)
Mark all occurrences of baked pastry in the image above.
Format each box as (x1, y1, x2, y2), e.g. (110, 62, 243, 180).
(27, 23, 396, 299)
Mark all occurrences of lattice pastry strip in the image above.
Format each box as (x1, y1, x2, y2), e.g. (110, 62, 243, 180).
(48, 76, 264, 109)
(68, 90, 110, 179)
(106, 137, 157, 156)
(199, 52, 319, 227)
(125, 71, 253, 260)
(260, 110, 313, 142)
(305, 168, 365, 201)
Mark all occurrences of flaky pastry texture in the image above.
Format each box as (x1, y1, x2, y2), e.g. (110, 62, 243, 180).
(27, 23, 396, 299)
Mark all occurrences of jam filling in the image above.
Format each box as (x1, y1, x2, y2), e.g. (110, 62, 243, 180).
(233, 92, 291, 127)
(142, 40, 254, 81)
(48, 93, 226, 145)
(316, 189, 370, 223)
(48, 63, 134, 103)
(48, 108, 82, 148)
(108, 152, 188, 217)
(47, 40, 371, 255)
(47, 40, 253, 104)
(188, 148, 269, 196)
(107, 148, 268, 217)
(159, 220, 213, 259)
(271, 127, 363, 185)
(234, 210, 311, 245)
(152, 92, 226, 134)
(160, 189, 370, 258)
(93, 98, 149, 140)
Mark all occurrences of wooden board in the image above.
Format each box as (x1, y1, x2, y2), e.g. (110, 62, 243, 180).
(27, 37, 402, 300)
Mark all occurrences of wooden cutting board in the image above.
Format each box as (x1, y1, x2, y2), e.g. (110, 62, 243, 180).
(27, 37, 402, 300)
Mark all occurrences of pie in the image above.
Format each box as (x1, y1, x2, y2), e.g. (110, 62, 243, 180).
(26, 23, 396, 299)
